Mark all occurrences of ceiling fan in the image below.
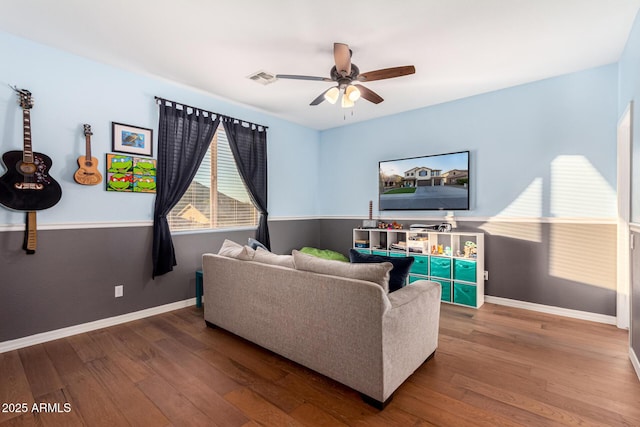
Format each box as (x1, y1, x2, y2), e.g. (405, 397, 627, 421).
(276, 43, 416, 108)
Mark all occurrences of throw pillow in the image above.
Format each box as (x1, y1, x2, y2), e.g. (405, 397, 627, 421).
(253, 247, 295, 268)
(349, 249, 414, 293)
(300, 247, 349, 262)
(218, 239, 255, 260)
(292, 250, 392, 293)
(248, 237, 269, 251)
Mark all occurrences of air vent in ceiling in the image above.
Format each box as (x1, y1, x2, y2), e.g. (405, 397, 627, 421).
(247, 70, 277, 85)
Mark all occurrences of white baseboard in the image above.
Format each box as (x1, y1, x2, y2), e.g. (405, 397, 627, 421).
(485, 296, 617, 325)
(0, 294, 621, 353)
(631, 347, 640, 381)
(0, 298, 197, 354)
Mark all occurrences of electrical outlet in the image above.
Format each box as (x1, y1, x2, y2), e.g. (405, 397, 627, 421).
(484, 271, 489, 281)
(115, 285, 124, 298)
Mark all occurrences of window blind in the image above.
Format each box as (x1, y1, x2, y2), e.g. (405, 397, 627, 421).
(168, 126, 258, 231)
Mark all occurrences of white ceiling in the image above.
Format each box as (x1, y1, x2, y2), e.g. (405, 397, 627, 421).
(0, 0, 639, 130)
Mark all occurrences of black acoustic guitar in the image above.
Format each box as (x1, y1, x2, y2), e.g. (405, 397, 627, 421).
(0, 88, 62, 253)
(0, 88, 61, 210)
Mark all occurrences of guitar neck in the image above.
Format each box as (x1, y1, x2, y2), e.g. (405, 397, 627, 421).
(23, 109, 33, 163)
(85, 134, 92, 159)
(24, 211, 37, 254)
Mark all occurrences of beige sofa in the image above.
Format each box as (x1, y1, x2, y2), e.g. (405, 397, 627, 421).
(202, 248, 441, 408)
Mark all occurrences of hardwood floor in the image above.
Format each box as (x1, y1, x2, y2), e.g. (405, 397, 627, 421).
(1, 303, 639, 426)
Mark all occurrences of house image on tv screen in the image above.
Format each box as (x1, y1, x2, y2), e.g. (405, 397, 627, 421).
(442, 169, 468, 185)
(403, 166, 442, 186)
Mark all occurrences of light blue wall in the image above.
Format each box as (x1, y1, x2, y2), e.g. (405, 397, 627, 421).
(619, 11, 640, 223)
(0, 31, 319, 225)
(0, 30, 621, 225)
(318, 65, 618, 220)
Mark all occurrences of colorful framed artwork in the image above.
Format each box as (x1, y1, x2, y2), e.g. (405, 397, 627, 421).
(112, 122, 153, 156)
(106, 153, 156, 193)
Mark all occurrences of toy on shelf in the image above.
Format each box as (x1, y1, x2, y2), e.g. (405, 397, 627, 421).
(463, 241, 477, 258)
(377, 221, 403, 230)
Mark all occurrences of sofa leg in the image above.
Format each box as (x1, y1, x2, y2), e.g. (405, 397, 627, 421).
(360, 393, 393, 410)
(360, 351, 435, 410)
(205, 320, 218, 329)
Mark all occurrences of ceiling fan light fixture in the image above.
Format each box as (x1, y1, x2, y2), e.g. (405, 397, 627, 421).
(324, 87, 339, 104)
(345, 85, 360, 102)
(341, 93, 355, 108)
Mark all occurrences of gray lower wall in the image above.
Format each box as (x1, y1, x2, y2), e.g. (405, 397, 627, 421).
(0, 219, 320, 343)
(317, 218, 617, 316)
(632, 231, 640, 361)
(0, 217, 617, 344)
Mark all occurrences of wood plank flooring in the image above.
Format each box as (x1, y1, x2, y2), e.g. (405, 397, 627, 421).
(1, 303, 639, 426)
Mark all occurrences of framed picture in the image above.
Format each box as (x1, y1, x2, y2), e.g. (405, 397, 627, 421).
(112, 122, 153, 156)
(105, 153, 156, 193)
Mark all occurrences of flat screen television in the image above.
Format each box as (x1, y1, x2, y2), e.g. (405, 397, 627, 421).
(378, 150, 469, 211)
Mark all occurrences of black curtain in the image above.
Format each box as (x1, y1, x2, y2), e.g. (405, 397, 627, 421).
(222, 117, 270, 250)
(152, 100, 220, 277)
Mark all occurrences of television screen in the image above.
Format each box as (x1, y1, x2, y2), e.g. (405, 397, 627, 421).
(379, 151, 469, 211)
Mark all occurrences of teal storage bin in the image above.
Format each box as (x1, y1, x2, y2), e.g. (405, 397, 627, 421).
(372, 250, 387, 256)
(408, 275, 424, 284)
(410, 255, 429, 275)
(429, 257, 451, 279)
(454, 259, 477, 283)
(389, 251, 406, 258)
(453, 282, 476, 307)
(408, 276, 450, 302)
(355, 248, 371, 254)
(433, 279, 451, 302)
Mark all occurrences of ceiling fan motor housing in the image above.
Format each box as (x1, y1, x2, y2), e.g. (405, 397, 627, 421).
(331, 64, 360, 88)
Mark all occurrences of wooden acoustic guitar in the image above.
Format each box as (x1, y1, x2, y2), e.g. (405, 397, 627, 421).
(0, 88, 62, 253)
(74, 124, 102, 185)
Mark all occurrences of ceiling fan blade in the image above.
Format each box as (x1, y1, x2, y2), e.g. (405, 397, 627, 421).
(354, 84, 383, 104)
(276, 74, 333, 82)
(357, 65, 416, 82)
(310, 88, 332, 106)
(334, 43, 351, 77)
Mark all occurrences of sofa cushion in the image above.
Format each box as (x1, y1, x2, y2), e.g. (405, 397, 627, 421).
(253, 247, 295, 268)
(300, 247, 349, 262)
(293, 250, 392, 292)
(218, 239, 255, 260)
(349, 249, 414, 293)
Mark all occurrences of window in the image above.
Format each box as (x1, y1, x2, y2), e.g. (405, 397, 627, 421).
(168, 126, 258, 231)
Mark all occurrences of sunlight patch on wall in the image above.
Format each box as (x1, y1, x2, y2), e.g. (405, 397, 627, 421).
(480, 178, 542, 242)
(549, 223, 616, 290)
(550, 155, 616, 218)
(479, 221, 542, 243)
(497, 178, 543, 218)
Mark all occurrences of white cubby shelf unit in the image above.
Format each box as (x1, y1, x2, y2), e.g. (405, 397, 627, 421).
(353, 228, 485, 308)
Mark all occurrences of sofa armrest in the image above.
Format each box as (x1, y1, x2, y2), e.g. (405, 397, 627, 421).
(381, 279, 441, 401)
(387, 279, 441, 309)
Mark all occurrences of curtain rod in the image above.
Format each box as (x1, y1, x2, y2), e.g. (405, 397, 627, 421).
(154, 96, 268, 130)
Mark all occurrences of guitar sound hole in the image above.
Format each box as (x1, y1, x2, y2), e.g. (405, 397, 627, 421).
(85, 161, 93, 167)
(18, 162, 36, 175)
